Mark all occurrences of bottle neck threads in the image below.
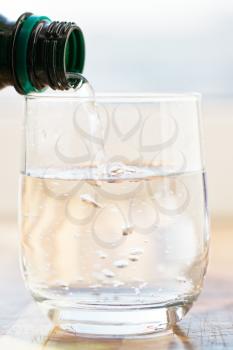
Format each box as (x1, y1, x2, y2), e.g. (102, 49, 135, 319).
(28, 19, 85, 92)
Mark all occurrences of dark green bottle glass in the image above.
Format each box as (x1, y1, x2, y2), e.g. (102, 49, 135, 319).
(0, 12, 85, 94)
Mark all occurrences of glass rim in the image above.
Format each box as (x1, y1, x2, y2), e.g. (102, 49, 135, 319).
(26, 91, 201, 103)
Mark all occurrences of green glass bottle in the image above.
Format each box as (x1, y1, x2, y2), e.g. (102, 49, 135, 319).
(0, 12, 85, 94)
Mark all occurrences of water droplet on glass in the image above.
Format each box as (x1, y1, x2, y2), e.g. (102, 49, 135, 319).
(113, 259, 128, 268)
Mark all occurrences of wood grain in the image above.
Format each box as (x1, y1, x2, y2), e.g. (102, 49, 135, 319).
(0, 218, 233, 349)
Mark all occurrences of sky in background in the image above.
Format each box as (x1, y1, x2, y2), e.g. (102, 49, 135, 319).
(1, 0, 233, 95)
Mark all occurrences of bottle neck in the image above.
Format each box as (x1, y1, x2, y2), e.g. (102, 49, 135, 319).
(0, 13, 85, 94)
(28, 20, 85, 92)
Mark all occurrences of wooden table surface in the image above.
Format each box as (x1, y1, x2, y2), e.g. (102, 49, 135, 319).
(0, 218, 233, 350)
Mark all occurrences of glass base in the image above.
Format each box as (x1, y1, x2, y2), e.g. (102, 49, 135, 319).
(40, 301, 192, 337)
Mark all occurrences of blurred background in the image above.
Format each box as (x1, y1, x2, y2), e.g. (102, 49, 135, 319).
(0, 0, 232, 220)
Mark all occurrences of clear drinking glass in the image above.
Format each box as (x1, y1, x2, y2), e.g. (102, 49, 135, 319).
(19, 92, 209, 337)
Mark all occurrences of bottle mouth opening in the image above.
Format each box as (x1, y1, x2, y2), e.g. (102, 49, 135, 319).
(65, 27, 85, 89)
(65, 28, 85, 74)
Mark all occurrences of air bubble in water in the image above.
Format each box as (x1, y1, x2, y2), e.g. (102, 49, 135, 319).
(113, 280, 124, 287)
(107, 163, 137, 177)
(102, 269, 115, 278)
(113, 259, 128, 268)
(96, 250, 108, 259)
(129, 256, 139, 262)
(122, 225, 134, 236)
(176, 276, 187, 283)
(129, 248, 144, 256)
(108, 163, 125, 176)
(80, 194, 102, 208)
(55, 281, 69, 290)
